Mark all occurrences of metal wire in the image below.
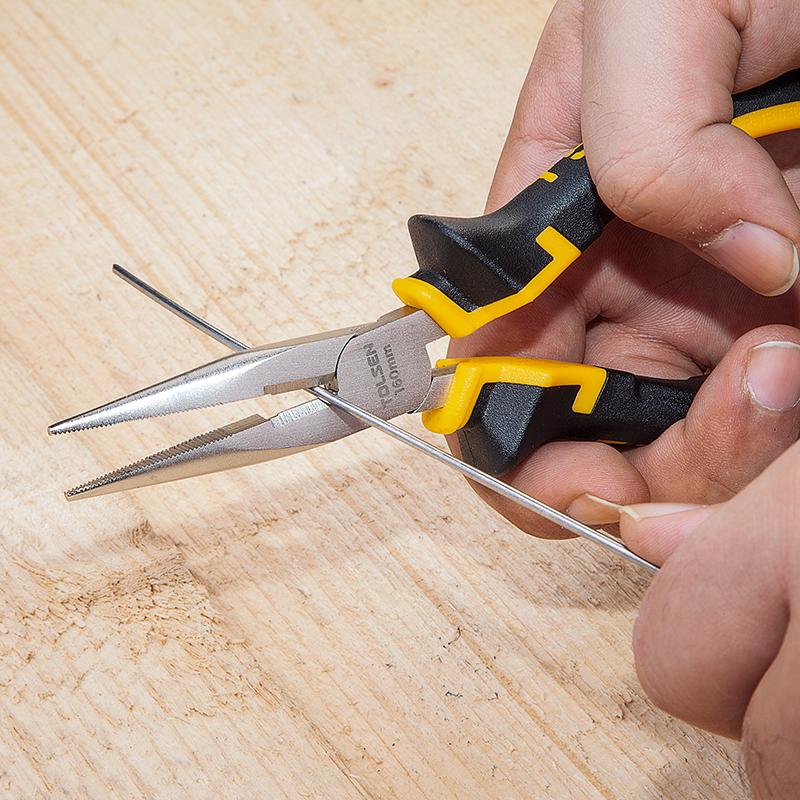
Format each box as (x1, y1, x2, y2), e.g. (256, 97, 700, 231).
(113, 265, 658, 573)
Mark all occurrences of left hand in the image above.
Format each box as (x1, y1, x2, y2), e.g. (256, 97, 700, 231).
(448, 233, 800, 537)
(614, 441, 800, 796)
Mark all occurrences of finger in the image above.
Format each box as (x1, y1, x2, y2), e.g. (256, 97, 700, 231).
(468, 439, 650, 539)
(618, 503, 716, 565)
(632, 443, 800, 737)
(581, 0, 800, 295)
(486, 0, 584, 210)
(742, 619, 800, 798)
(628, 325, 800, 504)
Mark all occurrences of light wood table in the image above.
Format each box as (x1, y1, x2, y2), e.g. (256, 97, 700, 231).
(0, 2, 747, 797)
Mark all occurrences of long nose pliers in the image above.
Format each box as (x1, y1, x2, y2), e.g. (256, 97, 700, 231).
(49, 71, 800, 500)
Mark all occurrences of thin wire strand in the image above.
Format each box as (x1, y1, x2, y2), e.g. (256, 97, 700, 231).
(113, 265, 248, 352)
(112, 265, 658, 574)
(309, 386, 657, 573)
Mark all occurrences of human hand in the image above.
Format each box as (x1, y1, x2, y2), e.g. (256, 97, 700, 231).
(612, 442, 800, 798)
(449, 0, 800, 536)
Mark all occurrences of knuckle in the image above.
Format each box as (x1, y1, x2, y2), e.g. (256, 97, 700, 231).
(589, 135, 696, 232)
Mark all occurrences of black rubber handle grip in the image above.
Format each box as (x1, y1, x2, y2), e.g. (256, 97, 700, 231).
(395, 70, 800, 338)
(455, 369, 706, 477)
(408, 145, 611, 309)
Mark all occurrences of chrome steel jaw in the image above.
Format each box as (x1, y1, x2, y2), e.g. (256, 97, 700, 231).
(50, 303, 448, 499)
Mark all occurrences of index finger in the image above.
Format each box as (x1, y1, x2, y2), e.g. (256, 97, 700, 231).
(581, 0, 800, 295)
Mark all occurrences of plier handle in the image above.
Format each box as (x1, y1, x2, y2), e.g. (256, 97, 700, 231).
(49, 71, 800, 499)
(398, 70, 800, 337)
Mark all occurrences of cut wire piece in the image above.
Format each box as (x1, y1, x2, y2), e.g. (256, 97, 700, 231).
(107, 265, 658, 574)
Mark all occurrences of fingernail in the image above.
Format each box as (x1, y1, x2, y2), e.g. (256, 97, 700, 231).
(567, 493, 623, 525)
(745, 341, 800, 412)
(620, 502, 707, 523)
(703, 221, 799, 296)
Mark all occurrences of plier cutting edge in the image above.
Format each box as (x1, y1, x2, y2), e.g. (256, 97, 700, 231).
(50, 71, 800, 523)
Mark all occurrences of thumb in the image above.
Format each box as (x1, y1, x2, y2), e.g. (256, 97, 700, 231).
(741, 619, 800, 798)
(618, 502, 717, 566)
(582, 0, 800, 295)
(627, 325, 800, 505)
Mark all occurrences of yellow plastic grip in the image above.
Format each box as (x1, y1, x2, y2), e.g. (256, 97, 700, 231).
(392, 226, 581, 339)
(732, 101, 800, 138)
(421, 356, 608, 435)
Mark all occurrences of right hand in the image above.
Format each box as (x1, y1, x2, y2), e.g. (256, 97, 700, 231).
(448, 0, 800, 538)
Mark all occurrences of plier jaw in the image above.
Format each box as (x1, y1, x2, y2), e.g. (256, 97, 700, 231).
(50, 306, 449, 499)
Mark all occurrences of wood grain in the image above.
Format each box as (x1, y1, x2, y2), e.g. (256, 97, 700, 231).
(0, 1, 748, 797)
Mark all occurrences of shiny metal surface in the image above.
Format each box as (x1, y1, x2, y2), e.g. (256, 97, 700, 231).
(64, 402, 365, 499)
(49, 305, 445, 436)
(416, 364, 458, 413)
(312, 385, 659, 573)
(50, 325, 358, 434)
(59, 269, 657, 576)
(112, 264, 250, 351)
(55, 269, 448, 498)
(334, 307, 445, 419)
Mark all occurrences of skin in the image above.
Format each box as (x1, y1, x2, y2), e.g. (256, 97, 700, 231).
(619, 446, 800, 796)
(450, 0, 800, 538)
(451, 1, 800, 795)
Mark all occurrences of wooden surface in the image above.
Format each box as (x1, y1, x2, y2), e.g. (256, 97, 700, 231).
(0, 2, 749, 798)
